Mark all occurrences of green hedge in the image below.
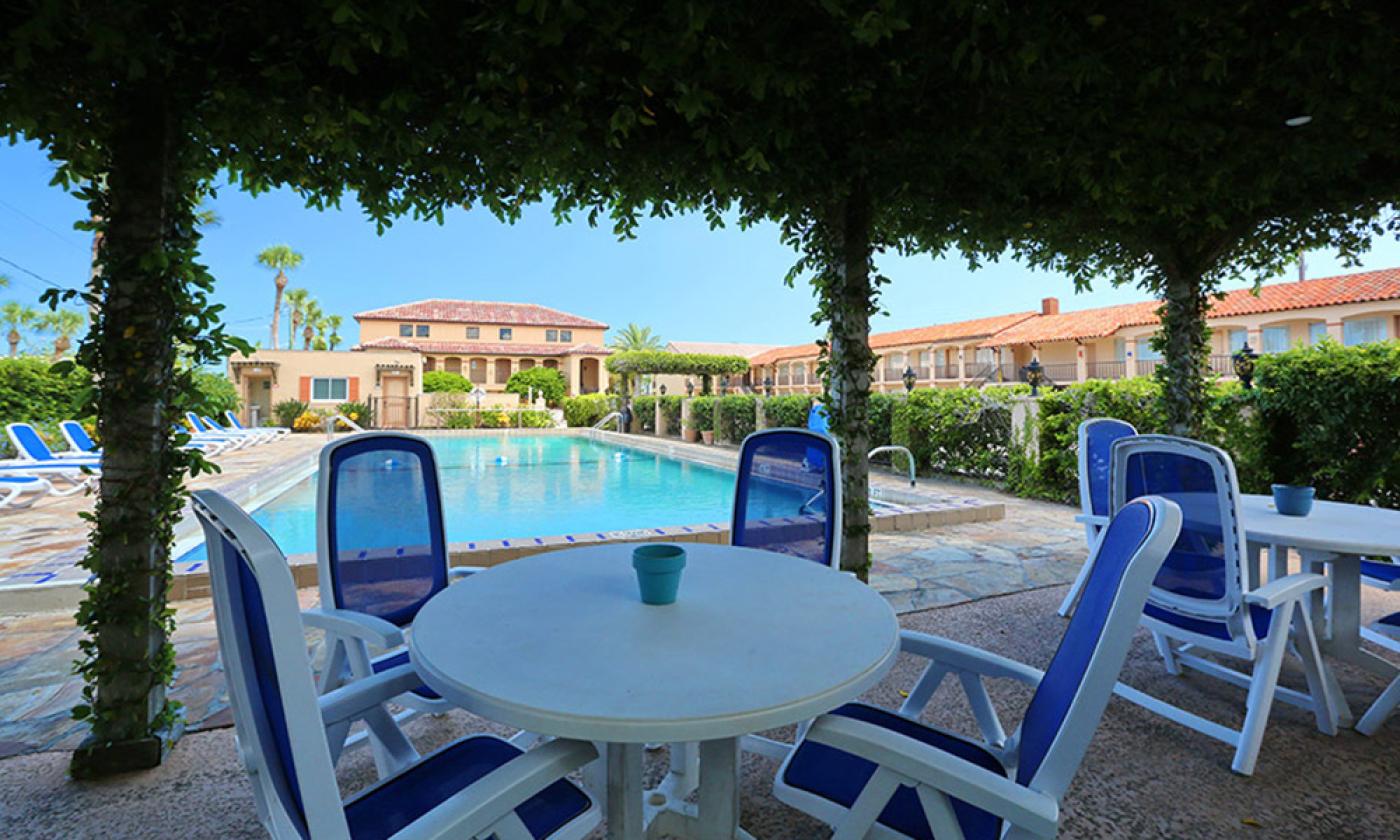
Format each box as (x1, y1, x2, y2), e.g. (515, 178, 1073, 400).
(505, 367, 566, 406)
(632, 396, 656, 432)
(606, 350, 750, 377)
(688, 396, 715, 432)
(891, 385, 1025, 480)
(762, 394, 815, 428)
(423, 370, 470, 392)
(716, 395, 757, 442)
(659, 395, 684, 436)
(563, 393, 615, 427)
(867, 392, 895, 448)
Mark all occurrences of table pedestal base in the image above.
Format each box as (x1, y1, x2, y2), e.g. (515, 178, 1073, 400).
(590, 739, 751, 840)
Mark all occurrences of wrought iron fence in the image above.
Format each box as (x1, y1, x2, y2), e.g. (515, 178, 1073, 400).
(1087, 360, 1126, 380)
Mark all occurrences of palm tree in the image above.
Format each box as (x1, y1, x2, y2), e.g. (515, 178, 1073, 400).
(301, 300, 322, 350)
(325, 314, 344, 350)
(609, 323, 663, 352)
(283, 287, 310, 349)
(1, 302, 36, 357)
(256, 245, 303, 350)
(40, 309, 87, 359)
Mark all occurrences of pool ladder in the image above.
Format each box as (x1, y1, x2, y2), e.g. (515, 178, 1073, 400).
(592, 411, 624, 432)
(868, 445, 916, 487)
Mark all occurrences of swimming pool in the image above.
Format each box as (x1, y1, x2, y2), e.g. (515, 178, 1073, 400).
(178, 434, 816, 562)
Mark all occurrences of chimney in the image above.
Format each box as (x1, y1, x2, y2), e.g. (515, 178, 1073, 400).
(1041, 297, 1060, 316)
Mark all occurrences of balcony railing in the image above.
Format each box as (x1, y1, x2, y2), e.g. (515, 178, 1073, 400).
(1137, 358, 1163, 376)
(917, 365, 931, 380)
(777, 373, 791, 386)
(933, 364, 953, 380)
(1207, 354, 1235, 375)
(1087, 360, 1126, 380)
(794, 370, 807, 385)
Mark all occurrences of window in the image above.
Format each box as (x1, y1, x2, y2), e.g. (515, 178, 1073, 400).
(466, 327, 480, 339)
(546, 329, 559, 342)
(1113, 338, 1126, 361)
(499, 328, 513, 340)
(1226, 328, 1246, 353)
(1261, 326, 1291, 354)
(1344, 317, 1387, 346)
(560, 330, 572, 342)
(415, 324, 430, 337)
(399, 324, 413, 337)
(1136, 336, 1162, 360)
(1308, 322, 1328, 345)
(311, 377, 348, 401)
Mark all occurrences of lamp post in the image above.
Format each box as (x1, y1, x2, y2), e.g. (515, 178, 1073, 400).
(1023, 358, 1046, 397)
(901, 365, 916, 394)
(763, 375, 774, 397)
(720, 375, 729, 396)
(685, 378, 695, 397)
(1232, 341, 1259, 389)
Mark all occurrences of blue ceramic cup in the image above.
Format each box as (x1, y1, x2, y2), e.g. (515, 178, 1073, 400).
(632, 544, 687, 605)
(1272, 484, 1315, 517)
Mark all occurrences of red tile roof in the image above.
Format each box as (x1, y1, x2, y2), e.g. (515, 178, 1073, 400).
(749, 343, 823, 366)
(355, 299, 607, 329)
(869, 311, 1039, 349)
(355, 337, 611, 356)
(984, 269, 1400, 346)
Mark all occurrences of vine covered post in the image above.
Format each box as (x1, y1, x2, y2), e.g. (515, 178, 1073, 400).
(1155, 262, 1212, 436)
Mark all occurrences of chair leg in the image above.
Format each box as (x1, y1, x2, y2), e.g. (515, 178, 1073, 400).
(1233, 607, 1292, 776)
(1290, 604, 1339, 735)
(1152, 632, 1182, 676)
(1357, 676, 1400, 736)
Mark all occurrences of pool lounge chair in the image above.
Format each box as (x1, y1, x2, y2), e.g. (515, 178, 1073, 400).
(189, 489, 601, 840)
(202, 414, 278, 445)
(6, 422, 101, 467)
(771, 496, 1182, 840)
(0, 475, 60, 509)
(184, 413, 255, 450)
(224, 409, 291, 438)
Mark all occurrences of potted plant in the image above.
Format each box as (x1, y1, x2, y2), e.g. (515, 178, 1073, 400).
(1261, 407, 1314, 516)
(691, 397, 715, 444)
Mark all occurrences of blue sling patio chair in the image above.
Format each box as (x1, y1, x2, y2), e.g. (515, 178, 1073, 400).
(1352, 557, 1400, 734)
(1057, 417, 1137, 617)
(190, 489, 600, 840)
(1109, 434, 1336, 775)
(5, 421, 101, 467)
(771, 496, 1182, 840)
(304, 432, 489, 776)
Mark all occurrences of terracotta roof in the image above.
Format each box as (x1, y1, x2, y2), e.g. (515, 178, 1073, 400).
(354, 337, 611, 356)
(355, 299, 607, 329)
(982, 268, 1400, 347)
(869, 312, 1039, 349)
(749, 343, 823, 366)
(665, 341, 781, 358)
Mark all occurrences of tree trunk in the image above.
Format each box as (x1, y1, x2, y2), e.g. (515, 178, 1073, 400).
(270, 272, 285, 350)
(1157, 265, 1211, 436)
(303, 324, 313, 351)
(820, 183, 877, 580)
(7, 330, 17, 357)
(70, 83, 188, 778)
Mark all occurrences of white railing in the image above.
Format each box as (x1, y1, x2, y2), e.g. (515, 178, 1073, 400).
(592, 411, 623, 431)
(324, 414, 366, 438)
(869, 445, 916, 487)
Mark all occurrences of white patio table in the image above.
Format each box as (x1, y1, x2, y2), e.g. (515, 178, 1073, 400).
(409, 542, 900, 840)
(1237, 494, 1400, 727)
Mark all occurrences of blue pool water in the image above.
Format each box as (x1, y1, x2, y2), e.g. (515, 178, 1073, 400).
(179, 434, 810, 562)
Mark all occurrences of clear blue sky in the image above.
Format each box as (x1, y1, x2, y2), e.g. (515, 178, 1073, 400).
(3, 138, 1398, 350)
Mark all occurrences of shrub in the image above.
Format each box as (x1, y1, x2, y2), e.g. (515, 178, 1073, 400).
(867, 392, 895, 446)
(477, 410, 516, 429)
(563, 393, 614, 427)
(443, 410, 477, 429)
(659, 395, 684, 435)
(891, 386, 1022, 480)
(335, 401, 370, 426)
(423, 370, 470, 392)
(292, 410, 324, 432)
(688, 396, 716, 432)
(274, 399, 308, 428)
(518, 409, 554, 428)
(0, 356, 91, 427)
(762, 394, 814, 428)
(505, 367, 567, 406)
(632, 396, 656, 432)
(191, 369, 241, 417)
(717, 395, 757, 442)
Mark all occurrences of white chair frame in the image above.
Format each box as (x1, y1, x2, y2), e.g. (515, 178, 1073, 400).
(1057, 417, 1137, 617)
(1107, 434, 1336, 775)
(772, 497, 1182, 840)
(191, 490, 599, 840)
(1354, 558, 1400, 734)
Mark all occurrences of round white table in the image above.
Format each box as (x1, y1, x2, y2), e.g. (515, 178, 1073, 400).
(410, 542, 900, 840)
(1239, 494, 1400, 727)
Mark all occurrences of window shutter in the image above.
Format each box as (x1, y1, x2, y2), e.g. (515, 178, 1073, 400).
(348, 377, 360, 401)
(299, 376, 311, 402)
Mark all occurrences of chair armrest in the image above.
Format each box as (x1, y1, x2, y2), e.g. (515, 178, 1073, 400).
(1244, 572, 1328, 610)
(321, 663, 424, 727)
(804, 714, 1059, 837)
(1073, 513, 1108, 527)
(392, 738, 599, 840)
(449, 566, 486, 580)
(302, 607, 404, 649)
(899, 631, 1043, 686)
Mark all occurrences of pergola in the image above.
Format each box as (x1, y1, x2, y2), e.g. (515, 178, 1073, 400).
(3, 1, 1399, 776)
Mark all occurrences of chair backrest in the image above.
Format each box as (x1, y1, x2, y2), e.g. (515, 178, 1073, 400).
(186, 412, 210, 433)
(1015, 496, 1181, 796)
(225, 410, 247, 430)
(1111, 434, 1249, 627)
(1077, 418, 1136, 520)
(806, 402, 830, 435)
(731, 428, 842, 568)
(60, 420, 97, 454)
(203, 415, 227, 431)
(191, 490, 347, 838)
(317, 432, 449, 626)
(6, 423, 59, 461)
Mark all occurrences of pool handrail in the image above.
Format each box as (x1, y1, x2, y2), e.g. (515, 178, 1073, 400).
(868, 444, 916, 487)
(592, 411, 623, 431)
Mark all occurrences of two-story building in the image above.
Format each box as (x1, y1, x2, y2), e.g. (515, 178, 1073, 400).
(227, 299, 611, 428)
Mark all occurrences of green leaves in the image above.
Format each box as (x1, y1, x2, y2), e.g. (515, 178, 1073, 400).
(605, 350, 749, 377)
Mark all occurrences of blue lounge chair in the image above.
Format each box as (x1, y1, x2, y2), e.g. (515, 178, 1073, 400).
(1109, 434, 1335, 775)
(771, 496, 1182, 839)
(185, 412, 254, 450)
(1058, 417, 1138, 616)
(203, 414, 278, 445)
(1354, 559, 1400, 734)
(0, 475, 58, 509)
(189, 489, 600, 840)
(6, 422, 101, 467)
(225, 409, 291, 438)
(304, 432, 486, 776)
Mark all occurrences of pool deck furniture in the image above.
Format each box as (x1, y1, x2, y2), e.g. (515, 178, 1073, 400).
(190, 488, 602, 840)
(306, 432, 484, 777)
(731, 427, 842, 568)
(773, 496, 1181, 839)
(409, 541, 900, 840)
(0, 475, 57, 509)
(5, 422, 101, 467)
(224, 408, 292, 438)
(1108, 435, 1335, 776)
(184, 412, 256, 450)
(1058, 417, 1137, 617)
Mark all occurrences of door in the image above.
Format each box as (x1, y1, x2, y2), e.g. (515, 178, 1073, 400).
(381, 375, 409, 428)
(246, 377, 273, 427)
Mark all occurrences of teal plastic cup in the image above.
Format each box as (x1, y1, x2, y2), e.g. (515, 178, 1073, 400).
(632, 544, 687, 605)
(1272, 484, 1315, 517)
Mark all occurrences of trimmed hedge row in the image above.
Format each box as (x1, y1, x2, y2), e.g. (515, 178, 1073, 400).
(891, 385, 1027, 480)
(659, 395, 683, 435)
(562, 393, 617, 427)
(632, 396, 657, 432)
